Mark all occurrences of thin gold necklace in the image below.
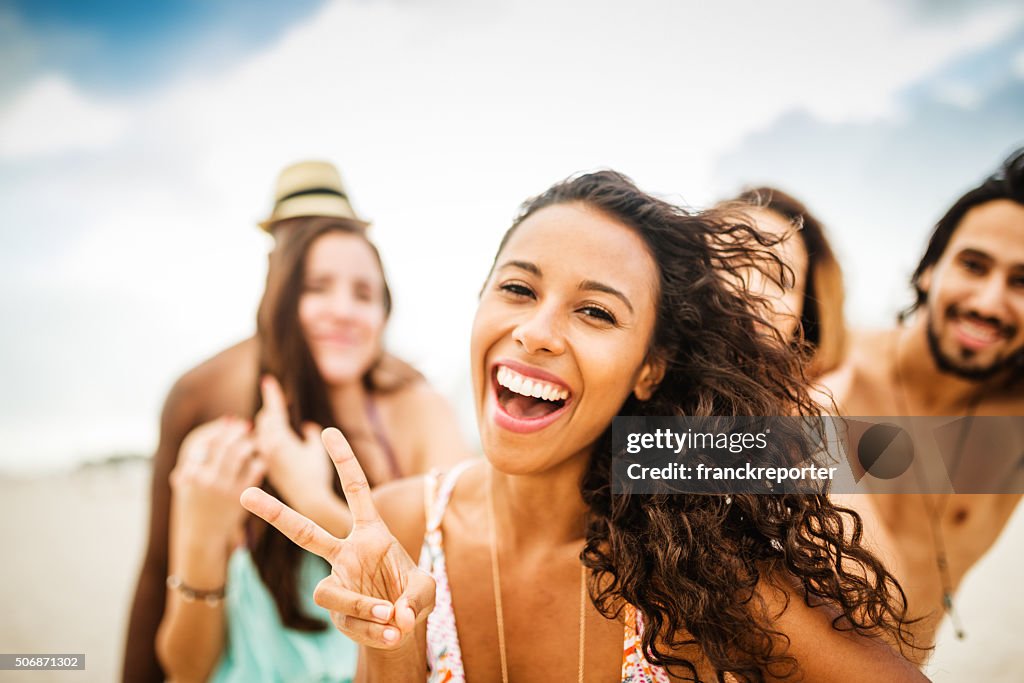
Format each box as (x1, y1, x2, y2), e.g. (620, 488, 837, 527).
(890, 328, 977, 639)
(487, 466, 587, 683)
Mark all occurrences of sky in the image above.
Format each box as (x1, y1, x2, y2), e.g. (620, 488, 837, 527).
(1, 0, 1022, 472)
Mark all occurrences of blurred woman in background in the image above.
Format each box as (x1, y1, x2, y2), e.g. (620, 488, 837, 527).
(721, 187, 848, 378)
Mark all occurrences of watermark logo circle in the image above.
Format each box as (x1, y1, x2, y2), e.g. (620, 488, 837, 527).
(857, 423, 914, 479)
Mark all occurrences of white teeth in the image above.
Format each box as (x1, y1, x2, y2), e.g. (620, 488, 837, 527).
(960, 320, 999, 342)
(495, 365, 569, 402)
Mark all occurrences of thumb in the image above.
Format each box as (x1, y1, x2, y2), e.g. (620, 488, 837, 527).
(394, 571, 436, 635)
(302, 421, 324, 444)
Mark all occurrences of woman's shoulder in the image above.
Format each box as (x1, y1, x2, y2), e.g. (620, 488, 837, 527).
(169, 337, 259, 420)
(371, 352, 425, 391)
(375, 379, 471, 471)
(372, 473, 431, 557)
(372, 460, 479, 557)
(377, 376, 447, 413)
(749, 572, 924, 682)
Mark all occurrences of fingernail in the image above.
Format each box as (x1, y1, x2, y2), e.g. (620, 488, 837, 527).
(371, 604, 391, 620)
(382, 627, 398, 643)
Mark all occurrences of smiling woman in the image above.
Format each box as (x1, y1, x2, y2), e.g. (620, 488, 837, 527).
(241, 170, 927, 682)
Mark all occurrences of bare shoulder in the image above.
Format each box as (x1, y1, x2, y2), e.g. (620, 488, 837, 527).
(378, 378, 471, 471)
(372, 459, 481, 558)
(986, 381, 1024, 414)
(372, 475, 428, 558)
(815, 329, 894, 415)
(380, 378, 447, 414)
(845, 328, 894, 373)
(756, 575, 925, 682)
(169, 337, 259, 421)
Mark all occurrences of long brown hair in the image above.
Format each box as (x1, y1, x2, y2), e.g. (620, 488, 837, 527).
(252, 215, 417, 631)
(502, 172, 913, 681)
(726, 187, 847, 377)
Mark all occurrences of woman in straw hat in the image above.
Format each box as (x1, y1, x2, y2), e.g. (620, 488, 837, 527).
(243, 171, 925, 682)
(124, 161, 469, 683)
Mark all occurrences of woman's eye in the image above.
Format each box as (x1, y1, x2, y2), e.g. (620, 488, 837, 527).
(961, 259, 986, 275)
(580, 305, 616, 324)
(500, 283, 534, 298)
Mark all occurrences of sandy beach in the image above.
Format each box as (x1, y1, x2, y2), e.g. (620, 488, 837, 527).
(0, 458, 1021, 682)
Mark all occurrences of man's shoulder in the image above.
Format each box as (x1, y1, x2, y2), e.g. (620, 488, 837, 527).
(166, 337, 259, 419)
(816, 328, 895, 413)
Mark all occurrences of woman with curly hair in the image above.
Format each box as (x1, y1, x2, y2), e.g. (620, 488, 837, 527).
(242, 171, 924, 681)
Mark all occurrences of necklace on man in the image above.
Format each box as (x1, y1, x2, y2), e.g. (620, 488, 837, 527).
(890, 328, 979, 640)
(487, 466, 587, 682)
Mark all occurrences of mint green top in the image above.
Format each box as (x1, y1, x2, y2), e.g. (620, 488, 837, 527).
(211, 547, 357, 683)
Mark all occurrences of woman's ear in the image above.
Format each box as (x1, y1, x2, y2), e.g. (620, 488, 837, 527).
(633, 354, 666, 401)
(916, 266, 933, 297)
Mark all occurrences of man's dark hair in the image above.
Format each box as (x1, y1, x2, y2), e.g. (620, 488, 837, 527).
(904, 146, 1024, 318)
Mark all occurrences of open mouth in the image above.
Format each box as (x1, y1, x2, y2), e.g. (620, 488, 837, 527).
(493, 364, 571, 422)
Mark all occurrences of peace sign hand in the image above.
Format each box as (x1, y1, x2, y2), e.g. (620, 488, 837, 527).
(241, 428, 436, 651)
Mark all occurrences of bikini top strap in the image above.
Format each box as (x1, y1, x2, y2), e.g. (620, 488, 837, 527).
(422, 469, 441, 531)
(425, 459, 476, 533)
(365, 396, 403, 480)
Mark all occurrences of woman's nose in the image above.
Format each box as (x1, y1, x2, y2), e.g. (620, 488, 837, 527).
(326, 291, 359, 320)
(512, 306, 566, 355)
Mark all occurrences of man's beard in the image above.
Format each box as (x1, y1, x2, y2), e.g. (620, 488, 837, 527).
(926, 307, 1024, 382)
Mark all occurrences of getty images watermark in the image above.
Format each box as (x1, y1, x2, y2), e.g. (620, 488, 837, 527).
(611, 416, 1024, 495)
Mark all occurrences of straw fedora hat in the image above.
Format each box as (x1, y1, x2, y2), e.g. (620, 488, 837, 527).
(259, 160, 365, 231)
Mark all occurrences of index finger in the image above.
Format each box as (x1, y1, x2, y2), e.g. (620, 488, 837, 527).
(322, 427, 381, 525)
(240, 487, 341, 562)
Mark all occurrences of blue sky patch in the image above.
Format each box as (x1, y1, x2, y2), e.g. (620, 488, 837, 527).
(1, 0, 326, 96)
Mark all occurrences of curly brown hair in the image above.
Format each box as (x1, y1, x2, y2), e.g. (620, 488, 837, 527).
(503, 171, 914, 682)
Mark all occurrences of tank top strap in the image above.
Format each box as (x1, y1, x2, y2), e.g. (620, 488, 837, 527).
(425, 459, 476, 533)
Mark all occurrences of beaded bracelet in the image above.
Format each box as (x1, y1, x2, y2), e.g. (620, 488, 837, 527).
(166, 575, 226, 607)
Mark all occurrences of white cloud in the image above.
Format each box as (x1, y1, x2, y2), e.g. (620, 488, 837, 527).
(931, 80, 983, 108)
(1014, 47, 1024, 77)
(0, 74, 130, 160)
